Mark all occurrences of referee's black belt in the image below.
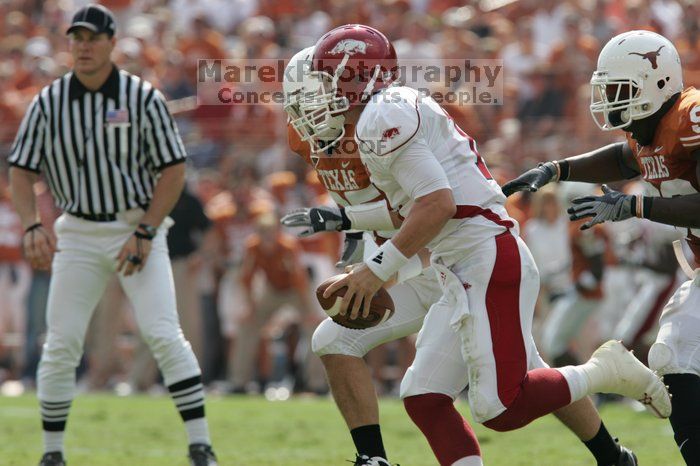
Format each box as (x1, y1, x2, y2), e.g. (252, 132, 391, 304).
(71, 212, 117, 222)
(70, 204, 150, 222)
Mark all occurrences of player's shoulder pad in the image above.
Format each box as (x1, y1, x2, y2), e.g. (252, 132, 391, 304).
(355, 86, 421, 157)
(677, 88, 700, 151)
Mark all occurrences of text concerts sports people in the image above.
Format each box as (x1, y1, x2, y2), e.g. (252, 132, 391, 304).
(503, 30, 700, 465)
(283, 28, 653, 466)
(7, 5, 216, 466)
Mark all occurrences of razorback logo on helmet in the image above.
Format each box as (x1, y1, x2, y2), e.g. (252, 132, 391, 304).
(628, 46, 665, 69)
(382, 127, 400, 140)
(329, 39, 368, 56)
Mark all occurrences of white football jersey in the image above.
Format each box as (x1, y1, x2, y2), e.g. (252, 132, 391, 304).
(355, 86, 516, 256)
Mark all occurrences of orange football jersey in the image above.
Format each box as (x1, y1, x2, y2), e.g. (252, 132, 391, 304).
(626, 87, 700, 259)
(288, 124, 387, 206)
(287, 124, 393, 242)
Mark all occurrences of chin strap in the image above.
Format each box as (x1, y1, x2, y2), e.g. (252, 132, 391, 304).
(628, 93, 681, 145)
(673, 240, 697, 279)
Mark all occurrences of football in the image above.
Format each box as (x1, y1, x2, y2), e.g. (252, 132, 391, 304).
(316, 274, 395, 329)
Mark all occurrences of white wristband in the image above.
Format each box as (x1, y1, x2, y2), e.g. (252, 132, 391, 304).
(396, 254, 424, 283)
(364, 240, 409, 282)
(344, 201, 394, 231)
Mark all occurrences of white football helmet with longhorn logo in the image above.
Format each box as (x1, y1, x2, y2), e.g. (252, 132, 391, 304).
(590, 30, 683, 130)
(283, 45, 347, 153)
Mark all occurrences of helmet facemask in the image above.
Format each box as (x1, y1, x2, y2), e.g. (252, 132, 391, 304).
(590, 72, 650, 130)
(293, 70, 349, 153)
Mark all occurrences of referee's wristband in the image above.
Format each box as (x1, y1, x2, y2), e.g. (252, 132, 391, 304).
(135, 223, 157, 240)
(134, 230, 154, 241)
(364, 240, 409, 282)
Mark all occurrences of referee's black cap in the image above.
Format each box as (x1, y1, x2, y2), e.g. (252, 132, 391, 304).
(66, 4, 116, 37)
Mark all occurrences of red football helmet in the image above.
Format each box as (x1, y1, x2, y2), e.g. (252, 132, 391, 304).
(312, 24, 399, 106)
(294, 25, 398, 153)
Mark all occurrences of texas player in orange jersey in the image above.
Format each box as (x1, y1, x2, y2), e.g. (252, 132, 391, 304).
(281, 46, 638, 466)
(504, 30, 700, 464)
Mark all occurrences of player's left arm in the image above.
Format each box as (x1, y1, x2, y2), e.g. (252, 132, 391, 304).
(568, 151, 700, 230)
(281, 200, 402, 236)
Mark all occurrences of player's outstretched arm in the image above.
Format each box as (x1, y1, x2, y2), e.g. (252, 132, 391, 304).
(502, 142, 639, 196)
(568, 156, 700, 230)
(281, 200, 400, 237)
(633, 192, 700, 229)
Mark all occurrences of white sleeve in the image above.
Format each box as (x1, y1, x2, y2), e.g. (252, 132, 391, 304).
(355, 87, 420, 164)
(389, 136, 451, 200)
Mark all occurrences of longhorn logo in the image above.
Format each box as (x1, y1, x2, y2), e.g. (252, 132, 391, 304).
(329, 39, 368, 56)
(628, 46, 665, 69)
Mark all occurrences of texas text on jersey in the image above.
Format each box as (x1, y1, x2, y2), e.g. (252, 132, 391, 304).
(625, 87, 700, 258)
(287, 123, 394, 243)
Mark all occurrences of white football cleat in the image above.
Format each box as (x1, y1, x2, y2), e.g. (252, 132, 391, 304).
(584, 340, 671, 418)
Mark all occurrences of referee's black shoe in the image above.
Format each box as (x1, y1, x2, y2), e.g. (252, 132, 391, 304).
(38, 451, 65, 466)
(188, 443, 218, 466)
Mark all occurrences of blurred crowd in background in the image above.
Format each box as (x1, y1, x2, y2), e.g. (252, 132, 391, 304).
(0, 0, 699, 398)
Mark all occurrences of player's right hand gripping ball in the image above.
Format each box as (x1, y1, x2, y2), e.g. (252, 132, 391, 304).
(316, 274, 395, 329)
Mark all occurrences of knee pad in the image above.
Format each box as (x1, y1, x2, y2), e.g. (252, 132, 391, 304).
(648, 342, 677, 376)
(311, 319, 364, 357)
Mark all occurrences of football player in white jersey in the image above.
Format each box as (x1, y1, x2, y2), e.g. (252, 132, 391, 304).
(503, 30, 700, 464)
(288, 26, 660, 466)
(281, 46, 445, 466)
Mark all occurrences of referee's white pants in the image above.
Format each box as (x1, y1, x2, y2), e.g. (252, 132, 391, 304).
(37, 211, 201, 402)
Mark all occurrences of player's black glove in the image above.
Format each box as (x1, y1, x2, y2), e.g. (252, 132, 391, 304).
(501, 162, 558, 197)
(280, 206, 351, 237)
(336, 232, 365, 269)
(567, 185, 636, 230)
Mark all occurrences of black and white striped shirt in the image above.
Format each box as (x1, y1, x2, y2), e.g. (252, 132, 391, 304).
(8, 66, 186, 215)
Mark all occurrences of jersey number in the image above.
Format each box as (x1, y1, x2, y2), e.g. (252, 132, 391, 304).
(691, 105, 700, 134)
(441, 109, 493, 180)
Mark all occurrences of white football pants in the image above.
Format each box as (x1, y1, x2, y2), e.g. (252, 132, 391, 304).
(37, 210, 200, 402)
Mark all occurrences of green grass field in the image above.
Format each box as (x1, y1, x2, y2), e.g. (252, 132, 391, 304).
(0, 394, 684, 465)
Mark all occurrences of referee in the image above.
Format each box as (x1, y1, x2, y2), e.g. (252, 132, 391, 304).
(8, 5, 218, 466)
